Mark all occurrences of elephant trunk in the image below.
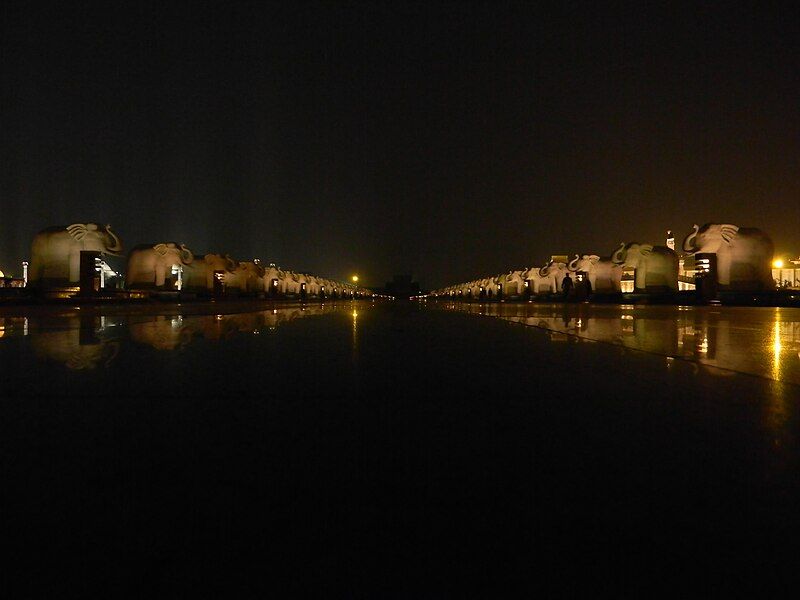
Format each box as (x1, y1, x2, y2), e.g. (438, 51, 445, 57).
(105, 226, 123, 255)
(683, 224, 700, 253)
(538, 263, 551, 277)
(179, 244, 194, 265)
(567, 255, 580, 272)
(611, 243, 626, 265)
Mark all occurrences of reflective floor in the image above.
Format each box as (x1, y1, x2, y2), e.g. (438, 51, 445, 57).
(2, 300, 799, 594)
(442, 301, 800, 385)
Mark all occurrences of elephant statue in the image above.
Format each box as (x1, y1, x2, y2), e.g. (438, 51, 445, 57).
(611, 242, 678, 293)
(682, 223, 774, 290)
(282, 271, 301, 295)
(28, 223, 123, 287)
(499, 270, 527, 297)
(519, 267, 542, 294)
(263, 265, 287, 295)
(481, 276, 498, 298)
(126, 243, 194, 289)
(183, 254, 238, 292)
(233, 261, 266, 293)
(567, 254, 622, 293)
(537, 260, 570, 293)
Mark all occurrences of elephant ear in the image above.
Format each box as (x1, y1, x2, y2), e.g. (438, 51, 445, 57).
(587, 254, 601, 264)
(66, 223, 89, 241)
(720, 224, 739, 244)
(153, 243, 169, 256)
(639, 244, 653, 256)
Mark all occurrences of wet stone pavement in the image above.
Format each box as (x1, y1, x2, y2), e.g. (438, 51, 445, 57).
(1, 300, 799, 595)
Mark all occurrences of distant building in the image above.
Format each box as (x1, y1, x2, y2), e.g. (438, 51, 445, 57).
(773, 258, 800, 289)
(385, 274, 420, 299)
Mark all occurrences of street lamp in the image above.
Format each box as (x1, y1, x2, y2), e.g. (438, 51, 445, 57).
(352, 275, 359, 283)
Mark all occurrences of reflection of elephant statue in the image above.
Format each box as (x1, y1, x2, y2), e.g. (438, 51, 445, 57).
(537, 260, 570, 293)
(129, 316, 197, 350)
(682, 223, 774, 290)
(611, 243, 678, 292)
(29, 223, 123, 286)
(183, 254, 238, 291)
(30, 327, 119, 369)
(568, 254, 622, 292)
(126, 243, 194, 288)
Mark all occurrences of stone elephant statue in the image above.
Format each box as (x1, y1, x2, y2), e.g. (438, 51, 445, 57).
(611, 242, 678, 293)
(682, 223, 774, 290)
(183, 254, 238, 291)
(536, 260, 570, 293)
(263, 265, 286, 295)
(568, 254, 622, 293)
(282, 271, 301, 295)
(233, 261, 266, 293)
(126, 243, 194, 289)
(28, 223, 123, 287)
(498, 270, 527, 297)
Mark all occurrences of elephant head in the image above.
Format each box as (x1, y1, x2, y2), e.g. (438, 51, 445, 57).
(154, 243, 194, 265)
(682, 223, 739, 254)
(611, 243, 653, 268)
(67, 223, 123, 255)
(223, 254, 238, 272)
(568, 254, 600, 272)
(127, 242, 195, 288)
(682, 223, 773, 289)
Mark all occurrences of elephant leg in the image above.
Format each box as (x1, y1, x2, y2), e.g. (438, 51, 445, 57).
(69, 250, 81, 283)
(717, 255, 731, 286)
(155, 264, 166, 287)
(635, 267, 647, 291)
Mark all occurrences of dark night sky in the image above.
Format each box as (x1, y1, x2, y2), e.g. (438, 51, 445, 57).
(2, 2, 799, 288)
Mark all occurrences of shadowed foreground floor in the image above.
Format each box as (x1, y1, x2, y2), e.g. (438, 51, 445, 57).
(2, 301, 799, 595)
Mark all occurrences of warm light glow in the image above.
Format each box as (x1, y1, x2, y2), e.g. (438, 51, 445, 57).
(352, 275, 359, 282)
(0, 270, 4, 278)
(773, 259, 784, 269)
(772, 319, 782, 380)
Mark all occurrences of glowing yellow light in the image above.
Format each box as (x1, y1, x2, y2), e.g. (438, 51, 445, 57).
(352, 275, 359, 283)
(773, 259, 784, 269)
(0, 270, 4, 278)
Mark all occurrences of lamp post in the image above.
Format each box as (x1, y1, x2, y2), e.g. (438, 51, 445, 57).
(172, 264, 183, 290)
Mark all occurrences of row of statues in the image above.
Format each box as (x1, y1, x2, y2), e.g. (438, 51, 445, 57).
(431, 223, 775, 297)
(27, 223, 372, 297)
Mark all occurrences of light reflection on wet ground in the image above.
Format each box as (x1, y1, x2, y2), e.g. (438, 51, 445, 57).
(0, 302, 351, 371)
(2, 300, 800, 592)
(437, 301, 800, 386)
